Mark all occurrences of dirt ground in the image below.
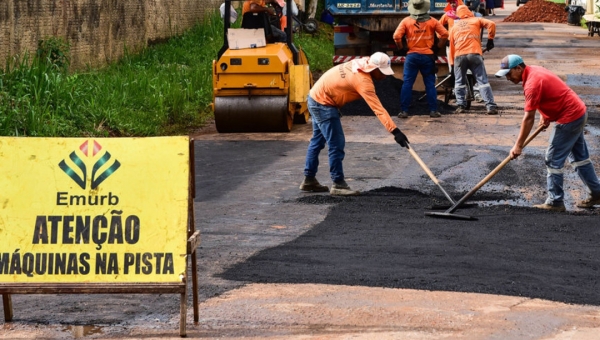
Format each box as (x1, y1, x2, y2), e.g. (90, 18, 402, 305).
(3, 4, 600, 340)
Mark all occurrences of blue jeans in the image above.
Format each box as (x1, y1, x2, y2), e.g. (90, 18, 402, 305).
(271, 25, 286, 42)
(454, 54, 497, 111)
(544, 112, 600, 204)
(401, 53, 437, 112)
(304, 96, 345, 183)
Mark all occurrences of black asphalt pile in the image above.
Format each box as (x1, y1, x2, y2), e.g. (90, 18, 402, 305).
(339, 76, 457, 117)
(220, 186, 600, 306)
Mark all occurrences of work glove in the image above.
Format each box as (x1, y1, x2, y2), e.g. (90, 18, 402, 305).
(486, 39, 494, 52)
(392, 128, 409, 149)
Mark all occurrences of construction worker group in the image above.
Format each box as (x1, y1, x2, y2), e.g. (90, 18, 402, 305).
(300, 0, 498, 196)
(393, 0, 497, 118)
(299, 0, 600, 212)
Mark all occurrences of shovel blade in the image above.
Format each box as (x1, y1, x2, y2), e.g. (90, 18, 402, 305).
(425, 211, 477, 221)
(429, 202, 478, 210)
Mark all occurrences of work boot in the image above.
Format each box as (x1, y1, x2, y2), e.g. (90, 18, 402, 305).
(429, 111, 442, 118)
(398, 111, 409, 119)
(299, 176, 329, 192)
(487, 107, 498, 115)
(533, 202, 566, 212)
(455, 105, 467, 114)
(576, 193, 600, 208)
(330, 180, 360, 196)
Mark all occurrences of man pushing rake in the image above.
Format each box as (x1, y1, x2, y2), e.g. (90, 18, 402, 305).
(496, 54, 600, 211)
(428, 55, 600, 220)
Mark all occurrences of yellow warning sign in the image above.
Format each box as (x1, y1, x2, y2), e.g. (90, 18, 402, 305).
(0, 137, 190, 283)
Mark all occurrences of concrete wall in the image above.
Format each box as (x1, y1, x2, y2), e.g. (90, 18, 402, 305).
(0, 0, 220, 70)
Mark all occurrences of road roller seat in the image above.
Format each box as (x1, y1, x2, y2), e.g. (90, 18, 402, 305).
(241, 12, 275, 43)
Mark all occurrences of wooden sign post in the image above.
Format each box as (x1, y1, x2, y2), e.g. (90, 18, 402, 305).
(0, 137, 199, 337)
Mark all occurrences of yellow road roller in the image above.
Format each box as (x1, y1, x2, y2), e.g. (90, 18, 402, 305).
(212, 0, 312, 133)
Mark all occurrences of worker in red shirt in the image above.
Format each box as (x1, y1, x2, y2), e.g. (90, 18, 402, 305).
(300, 52, 410, 196)
(448, 5, 497, 115)
(496, 54, 600, 211)
(393, 0, 448, 118)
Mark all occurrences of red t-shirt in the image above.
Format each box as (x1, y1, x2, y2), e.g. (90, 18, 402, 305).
(522, 65, 585, 124)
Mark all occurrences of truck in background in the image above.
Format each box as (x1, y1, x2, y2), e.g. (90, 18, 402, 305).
(326, 0, 486, 90)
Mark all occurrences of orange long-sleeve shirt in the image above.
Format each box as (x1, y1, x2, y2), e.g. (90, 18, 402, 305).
(440, 0, 464, 31)
(393, 17, 448, 55)
(448, 6, 495, 65)
(310, 61, 397, 133)
(242, 0, 266, 15)
(439, 14, 456, 30)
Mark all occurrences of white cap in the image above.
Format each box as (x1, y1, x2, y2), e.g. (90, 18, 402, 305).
(366, 52, 395, 75)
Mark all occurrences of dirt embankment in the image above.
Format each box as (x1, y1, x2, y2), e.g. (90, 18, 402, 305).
(504, 0, 568, 23)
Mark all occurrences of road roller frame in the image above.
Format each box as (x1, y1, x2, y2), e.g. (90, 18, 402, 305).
(212, 0, 313, 133)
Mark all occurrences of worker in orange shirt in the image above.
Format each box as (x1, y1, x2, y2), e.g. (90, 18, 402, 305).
(299, 52, 410, 196)
(242, 0, 287, 42)
(448, 5, 497, 114)
(393, 0, 448, 119)
(439, 0, 464, 30)
(440, 0, 486, 103)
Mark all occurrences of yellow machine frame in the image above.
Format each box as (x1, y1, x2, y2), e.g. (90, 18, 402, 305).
(211, 2, 312, 133)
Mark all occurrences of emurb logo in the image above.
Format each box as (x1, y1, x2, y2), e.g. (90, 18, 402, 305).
(59, 140, 121, 190)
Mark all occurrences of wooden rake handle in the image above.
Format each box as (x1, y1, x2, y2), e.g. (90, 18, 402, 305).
(407, 144, 457, 205)
(447, 125, 546, 213)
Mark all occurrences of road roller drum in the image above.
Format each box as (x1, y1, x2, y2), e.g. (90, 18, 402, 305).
(214, 95, 291, 133)
(212, 0, 312, 133)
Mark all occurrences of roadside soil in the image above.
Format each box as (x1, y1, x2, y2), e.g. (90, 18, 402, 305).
(3, 4, 600, 339)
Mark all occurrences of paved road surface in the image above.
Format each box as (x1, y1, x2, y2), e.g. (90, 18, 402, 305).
(3, 4, 600, 339)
